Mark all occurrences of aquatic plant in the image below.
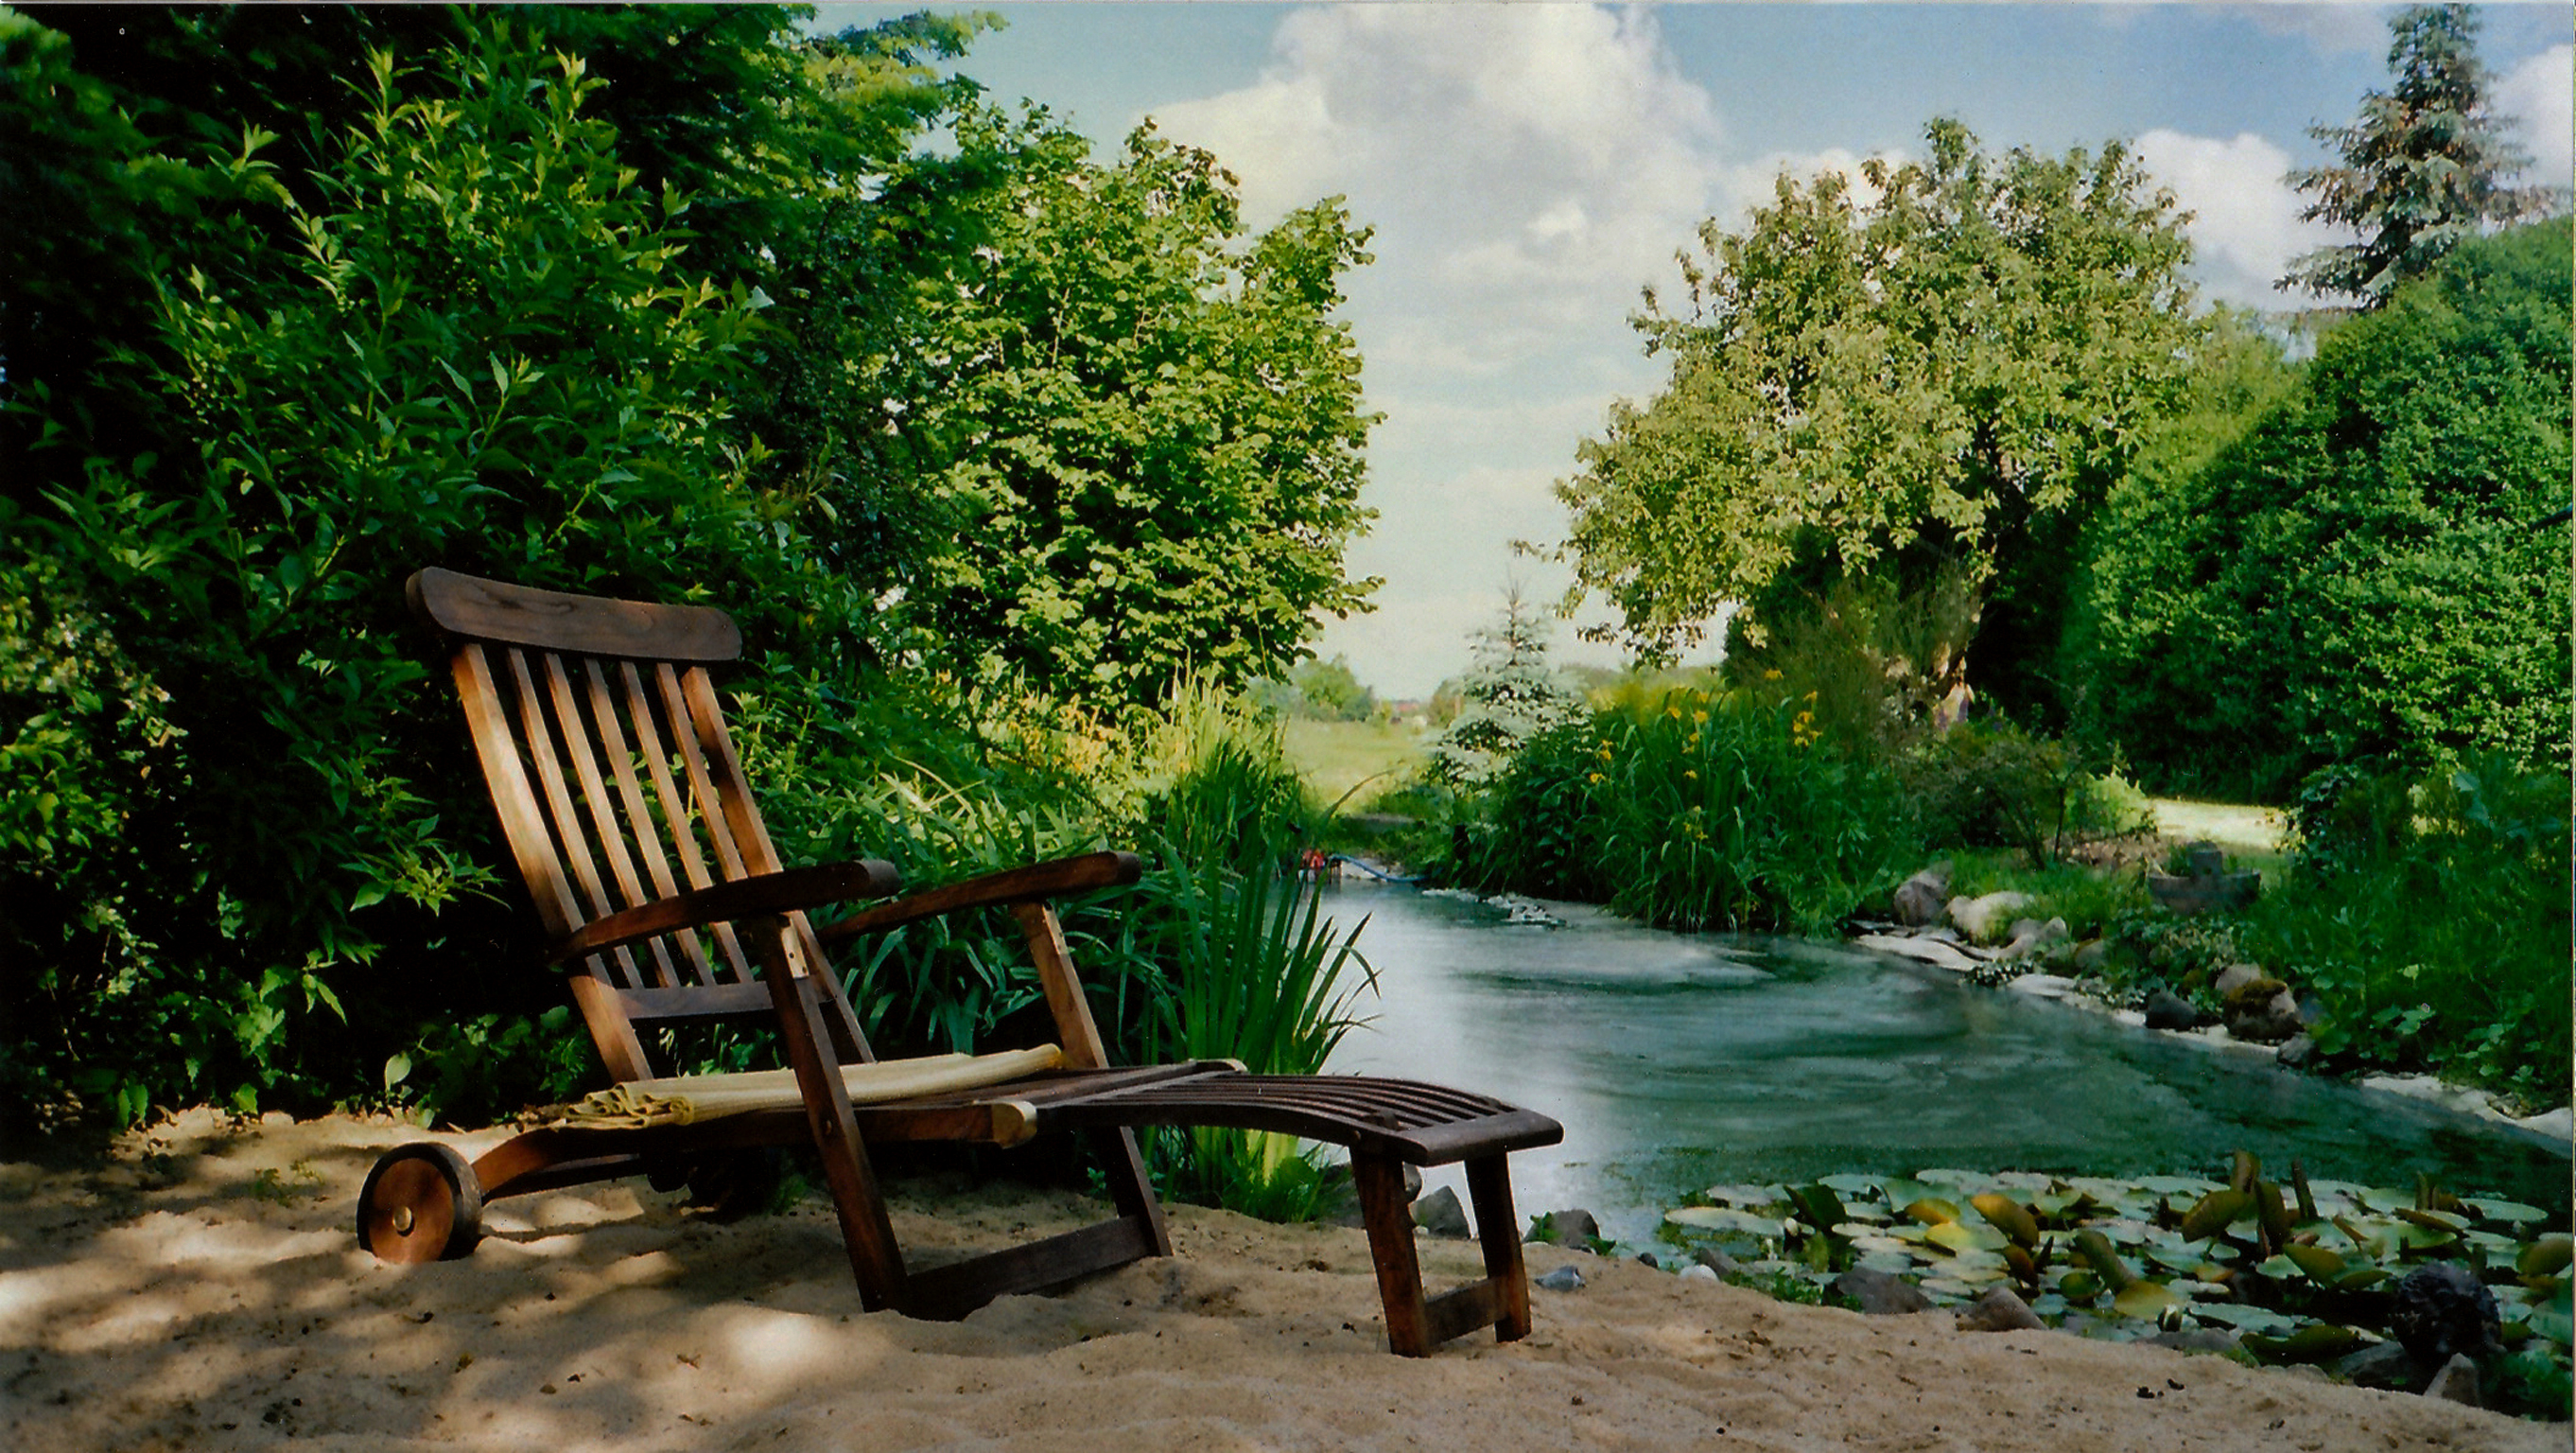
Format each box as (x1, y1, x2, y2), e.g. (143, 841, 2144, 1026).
(1658, 1158, 2572, 1420)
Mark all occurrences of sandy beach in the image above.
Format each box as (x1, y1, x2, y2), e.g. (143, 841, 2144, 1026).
(1, 1108, 2556, 1453)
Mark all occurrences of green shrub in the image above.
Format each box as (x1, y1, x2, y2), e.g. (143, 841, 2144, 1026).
(2068, 219, 2572, 797)
(1454, 686, 1920, 936)
(1903, 720, 2151, 866)
(1, 25, 809, 1129)
(2240, 755, 2571, 1106)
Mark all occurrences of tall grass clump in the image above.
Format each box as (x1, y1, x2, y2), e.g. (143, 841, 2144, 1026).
(2239, 755, 2570, 1108)
(1592, 686, 1921, 934)
(1108, 677, 1374, 1217)
(1456, 683, 1920, 936)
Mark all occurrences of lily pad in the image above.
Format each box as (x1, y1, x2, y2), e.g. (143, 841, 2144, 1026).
(2112, 1281, 2183, 1320)
(1856, 1252, 1920, 1275)
(1665, 1206, 1781, 1237)
(2529, 1284, 2574, 1347)
(2465, 1198, 2550, 1226)
(2243, 1324, 2365, 1365)
(2179, 1187, 2256, 1241)
(2284, 1243, 2349, 1287)
(1703, 1184, 1786, 1207)
(2090, 1217, 2154, 1246)
(2189, 1302, 2302, 1337)
(2136, 1176, 2220, 1198)
(1904, 1198, 1961, 1227)
(2518, 1235, 2573, 1279)
(1971, 1193, 2040, 1248)
(2393, 1220, 2461, 1252)
(1819, 1173, 1882, 1197)
(1875, 1178, 1945, 1211)
(1926, 1221, 2007, 1255)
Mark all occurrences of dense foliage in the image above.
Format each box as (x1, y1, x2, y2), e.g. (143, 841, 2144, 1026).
(1558, 118, 2203, 724)
(0, 7, 1381, 1158)
(2283, 4, 2556, 305)
(903, 110, 1380, 705)
(2243, 755, 2570, 1108)
(2068, 219, 2571, 798)
(1448, 681, 1921, 937)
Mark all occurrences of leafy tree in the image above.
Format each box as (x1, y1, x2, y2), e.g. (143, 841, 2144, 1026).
(2283, 4, 2558, 306)
(1281, 656, 1377, 721)
(1427, 589, 1586, 786)
(1558, 120, 2202, 723)
(2070, 219, 2571, 797)
(898, 106, 1380, 708)
(0, 20, 839, 1125)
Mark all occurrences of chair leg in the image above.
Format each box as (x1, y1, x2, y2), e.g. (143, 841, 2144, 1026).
(1464, 1153, 1532, 1342)
(1352, 1150, 1432, 1356)
(1088, 1128, 1173, 1257)
(756, 917, 910, 1311)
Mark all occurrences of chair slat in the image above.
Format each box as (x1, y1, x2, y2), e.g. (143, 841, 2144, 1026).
(505, 646, 639, 989)
(625, 660, 745, 983)
(585, 659, 714, 984)
(682, 665, 874, 1061)
(452, 644, 583, 941)
(662, 663, 756, 881)
(546, 655, 678, 989)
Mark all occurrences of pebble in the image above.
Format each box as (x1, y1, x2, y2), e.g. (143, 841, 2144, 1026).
(1535, 1266, 1585, 1292)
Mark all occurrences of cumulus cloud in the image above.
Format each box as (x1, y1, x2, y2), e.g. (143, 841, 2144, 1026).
(2134, 129, 2336, 309)
(1155, 5, 1728, 372)
(2494, 44, 2574, 194)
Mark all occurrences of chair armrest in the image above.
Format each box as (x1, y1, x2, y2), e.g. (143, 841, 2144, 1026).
(816, 850, 1142, 942)
(548, 859, 902, 965)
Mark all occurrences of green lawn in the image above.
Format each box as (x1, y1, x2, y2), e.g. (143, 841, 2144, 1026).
(1281, 718, 1426, 810)
(2148, 797, 2289, 871)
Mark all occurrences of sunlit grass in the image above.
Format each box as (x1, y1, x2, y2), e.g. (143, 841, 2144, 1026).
(2148, 797, 2289, 872)
(1280, 718, 1425, 811)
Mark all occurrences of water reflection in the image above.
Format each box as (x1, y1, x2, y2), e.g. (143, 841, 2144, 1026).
(1320, 882, 2570, 1242)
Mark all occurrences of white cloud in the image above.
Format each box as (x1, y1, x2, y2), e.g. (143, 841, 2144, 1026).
(2495, 44, 2574, 193)
(2134, 129, 2336, 308)
(2222, 3, 2397, 56)
(1155, 5, 1727, 370)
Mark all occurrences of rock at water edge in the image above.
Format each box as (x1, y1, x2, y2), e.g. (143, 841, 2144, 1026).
(1413, 1185, 1471, 1238)
(1832, 1267, 1933, 1316)
(1950, 892, 2034, 945)
(1893, 863, 1953, 927)
(1535, 1265, 1585, 1292)
(2337, 1340, 2426, 1392)
(1694, 1247, 1741, 1277)
(1955, 1287, 2046, 1332)
(2423, 1353, 2482, 1408)
(1527, 1207, 1600, 1247)
(2144, 989, 2202, 1031)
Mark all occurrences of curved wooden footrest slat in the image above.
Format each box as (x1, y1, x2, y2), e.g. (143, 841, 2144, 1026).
(1014, 1071, 1565, 1165)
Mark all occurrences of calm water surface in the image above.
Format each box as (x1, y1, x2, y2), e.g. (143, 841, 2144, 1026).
(1319, 882, 2571, 1243)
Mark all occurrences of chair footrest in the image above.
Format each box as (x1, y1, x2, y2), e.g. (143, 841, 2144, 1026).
(1024, 1072, 1565, 1165)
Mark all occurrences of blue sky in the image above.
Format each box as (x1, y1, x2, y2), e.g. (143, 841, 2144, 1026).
(809, 3, 2573, 697)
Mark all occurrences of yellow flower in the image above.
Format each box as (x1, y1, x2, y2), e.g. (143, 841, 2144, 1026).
(1763, 669, 1783, 681)
(1692, 709, 1709, 725)
(1587, 772, 1603, 784)
(1684, 770, 1698, 781)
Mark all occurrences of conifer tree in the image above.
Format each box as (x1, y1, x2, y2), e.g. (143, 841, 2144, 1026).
(1427, 588, 1586, 786)
(2282, 4, 2555, 306)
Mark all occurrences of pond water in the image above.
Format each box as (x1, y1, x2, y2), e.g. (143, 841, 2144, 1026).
(1319, 882, 2571, 1244)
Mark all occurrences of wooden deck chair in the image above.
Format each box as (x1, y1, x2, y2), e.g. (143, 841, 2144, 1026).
(358, 568, 1563, 1355)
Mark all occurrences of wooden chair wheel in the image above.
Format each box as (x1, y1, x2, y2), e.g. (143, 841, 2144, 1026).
(357, 1143, 483, 1264)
